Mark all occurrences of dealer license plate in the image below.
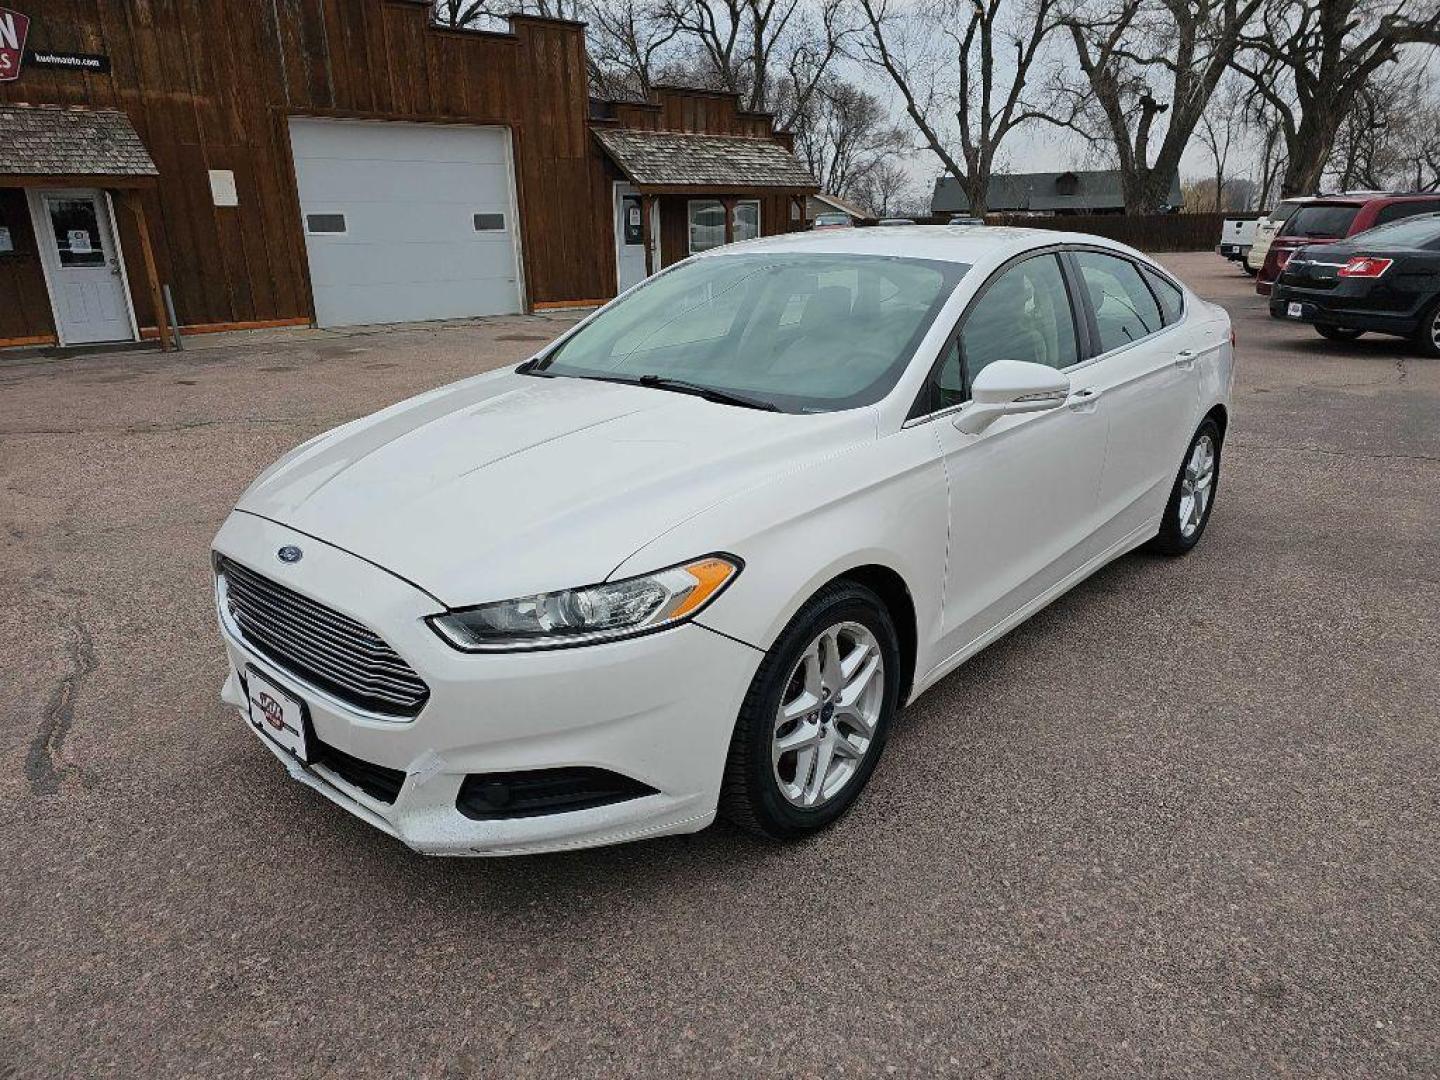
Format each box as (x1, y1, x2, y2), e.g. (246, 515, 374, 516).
(246, 665, 309, 761)
(1287, 301, 1304, 318)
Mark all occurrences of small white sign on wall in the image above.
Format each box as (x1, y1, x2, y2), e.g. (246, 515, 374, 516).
(68, 229, 92, 254)
(0, 226, 11, 253)
(209, 169, 239, 207)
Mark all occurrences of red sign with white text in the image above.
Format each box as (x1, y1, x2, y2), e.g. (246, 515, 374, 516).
(0, 8, 28, 82)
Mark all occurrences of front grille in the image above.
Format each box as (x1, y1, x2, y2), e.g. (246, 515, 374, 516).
(218, 556, 430, 717)
(456, 767, 659, 820)
(312, 738, 406, 804)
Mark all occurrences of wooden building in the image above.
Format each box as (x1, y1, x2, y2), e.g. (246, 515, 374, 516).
(0, 0, 817, 349)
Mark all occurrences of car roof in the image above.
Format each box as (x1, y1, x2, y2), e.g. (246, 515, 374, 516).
(697, 224, 1132, 267)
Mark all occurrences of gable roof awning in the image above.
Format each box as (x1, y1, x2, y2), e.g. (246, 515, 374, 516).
(0, 104, 158, 187)
(593, 127, 817, 192)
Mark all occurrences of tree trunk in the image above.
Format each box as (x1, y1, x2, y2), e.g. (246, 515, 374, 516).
(964, 177, 988, 218)
(1122, 168, 1178, 214)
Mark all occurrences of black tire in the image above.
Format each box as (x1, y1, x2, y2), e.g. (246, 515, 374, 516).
(1412, 296, 1440, 358)
(1149, 418, 1223, 556)
(719, 580, 901, 840)
(1316, 325, 1365, 342)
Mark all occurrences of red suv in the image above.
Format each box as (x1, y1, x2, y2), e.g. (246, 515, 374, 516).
(1256, 193, 1440, 296)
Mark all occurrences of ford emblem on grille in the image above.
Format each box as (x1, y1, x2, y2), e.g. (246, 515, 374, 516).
(277, 545, 303, 564)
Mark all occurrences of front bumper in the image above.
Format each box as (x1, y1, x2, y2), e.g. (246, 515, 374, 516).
(213, 511, 763, 856)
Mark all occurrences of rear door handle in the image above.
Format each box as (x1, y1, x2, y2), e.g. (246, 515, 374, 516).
(1175, 349, 1197, 369)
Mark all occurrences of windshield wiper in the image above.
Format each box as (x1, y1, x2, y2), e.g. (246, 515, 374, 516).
(635, 374, 781, 411)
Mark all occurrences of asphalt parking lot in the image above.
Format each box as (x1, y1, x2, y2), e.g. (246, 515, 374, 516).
(2, 252, 1437, 1078)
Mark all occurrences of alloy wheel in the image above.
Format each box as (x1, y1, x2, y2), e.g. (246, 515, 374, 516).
(771, 621, 885, 808)
(1178, 434, 1216, 539)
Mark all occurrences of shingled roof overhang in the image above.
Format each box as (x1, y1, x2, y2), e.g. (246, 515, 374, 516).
(0, 104, 158, 187)
(593, 127, 818, 193)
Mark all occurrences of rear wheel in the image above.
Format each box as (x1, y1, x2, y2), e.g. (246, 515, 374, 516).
(1316, 325, 1364, 342)
(1412, 297, 1440, 358)
(719, 581, 900, 840)
(1149, 419, 1222, 556)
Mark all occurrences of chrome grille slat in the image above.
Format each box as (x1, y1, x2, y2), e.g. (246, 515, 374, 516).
(232, 619, 425, 703)
(223, 582, 421, 677)
(218, 556, 429, 717)
(224, 561, 394, 654)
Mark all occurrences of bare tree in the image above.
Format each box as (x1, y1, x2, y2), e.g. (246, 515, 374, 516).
(1058, 0, 1264, 213)
(433, 0, 584, 28)
(790, 74, 911, 197)
(1231, 0, 1440, 197)
(857, 0, 1075, 217)
(587, 1, 683, 100)
(1196, 77, 1247, 211)
(851, 160, 920, 217)
(659, 0, 849, 127)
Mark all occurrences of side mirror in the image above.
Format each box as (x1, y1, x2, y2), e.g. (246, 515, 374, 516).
(953, 359, 1070, 435)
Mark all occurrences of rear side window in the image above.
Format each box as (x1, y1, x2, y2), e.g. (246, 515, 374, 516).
(1141, 267, 1184, 325)
(1072, 251, 1163, 352)
(1374, 200, 1440, 226)
(1284, 205, 1361, 238)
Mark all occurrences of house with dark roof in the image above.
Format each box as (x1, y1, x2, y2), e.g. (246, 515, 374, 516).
(0, 1, 817, 349)
(931, 170, 1183, 217)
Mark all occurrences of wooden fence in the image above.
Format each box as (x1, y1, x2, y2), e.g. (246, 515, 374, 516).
(897, 212, 1239, 251)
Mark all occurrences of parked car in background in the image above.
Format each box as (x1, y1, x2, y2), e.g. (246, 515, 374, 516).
(878, 218, 917, 226)
(1270, 212, 1440, 356)
(1257, 193, 1440, 295)
(1218, 217, 1259, 266)
(813, 212, 853, 230)
(212, 226, 1233, 856)
(1246, 198, 1309, 274)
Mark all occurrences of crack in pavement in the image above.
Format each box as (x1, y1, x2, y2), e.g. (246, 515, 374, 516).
(1232, 440, 1440, 465)
(26, 615, 97, 796)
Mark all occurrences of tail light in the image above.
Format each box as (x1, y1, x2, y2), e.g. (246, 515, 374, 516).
(1337, 256, 1393, 278)
(1274, 248, 1295, 269)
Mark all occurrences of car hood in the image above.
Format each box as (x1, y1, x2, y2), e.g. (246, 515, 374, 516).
(237, 370, 876, 605)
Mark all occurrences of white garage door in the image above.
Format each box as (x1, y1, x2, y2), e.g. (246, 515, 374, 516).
(288, 117, 524, 328)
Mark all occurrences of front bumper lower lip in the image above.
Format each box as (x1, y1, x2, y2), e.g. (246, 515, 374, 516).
(213, 511, 764, 856)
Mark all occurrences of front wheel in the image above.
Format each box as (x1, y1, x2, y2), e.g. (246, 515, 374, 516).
(719, 581, 901, 840)
(1316, 325, 1364, 342)
(1149, 419, 1222, 556)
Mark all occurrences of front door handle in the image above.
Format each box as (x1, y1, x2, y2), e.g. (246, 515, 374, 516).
(1175, 349, 1197, 369)
(1067, 386, 1103, 411)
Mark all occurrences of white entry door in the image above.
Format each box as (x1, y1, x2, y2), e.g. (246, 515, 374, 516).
(31, 190, 136, 345)
(615, 183, 659, 293)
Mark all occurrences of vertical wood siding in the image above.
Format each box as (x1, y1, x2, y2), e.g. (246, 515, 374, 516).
(0, 0, 610, 339)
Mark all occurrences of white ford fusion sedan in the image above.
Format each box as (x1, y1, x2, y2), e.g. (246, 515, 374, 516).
(213, 226, 1232, 856)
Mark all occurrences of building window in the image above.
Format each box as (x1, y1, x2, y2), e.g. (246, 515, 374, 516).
(688, 199, 760, 253)
(305, 213, 347, 234)
(473, 212, 505, 231)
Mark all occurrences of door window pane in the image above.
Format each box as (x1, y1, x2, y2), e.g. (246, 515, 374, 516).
(689, 200, 760, 252)
(1141, 266, 1184, 325)
(1073, 251, 1163, 352)
(960, 254, 1078, 385)
(734, 201, 759, 241)
(48, 199, 105, 267)
(689, 200, 725, 252)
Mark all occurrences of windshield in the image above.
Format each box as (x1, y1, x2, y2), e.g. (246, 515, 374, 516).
(1346, 213, 1440, 250)
(1283, 204, 1361, 239)
(534, 252, 968, 413)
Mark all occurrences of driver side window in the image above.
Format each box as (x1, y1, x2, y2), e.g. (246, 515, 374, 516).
(959, 254, 1078, 387)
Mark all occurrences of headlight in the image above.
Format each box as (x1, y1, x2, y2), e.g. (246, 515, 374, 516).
(427, 555, 741, 652)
